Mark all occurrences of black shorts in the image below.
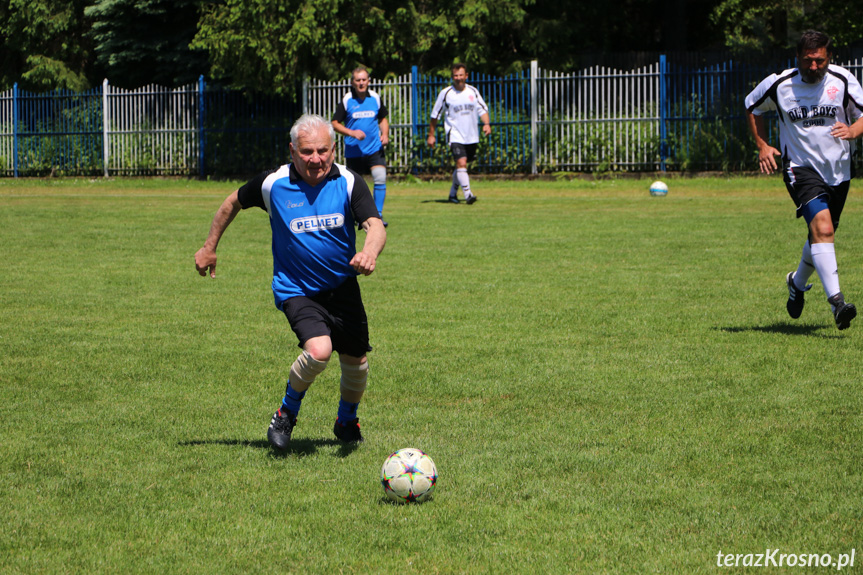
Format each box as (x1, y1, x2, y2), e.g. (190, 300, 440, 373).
(450, 143, 478, 162)
(281, 277, 372, 357)
(784, 164, 849, 227)
(345, 150, 387, 174)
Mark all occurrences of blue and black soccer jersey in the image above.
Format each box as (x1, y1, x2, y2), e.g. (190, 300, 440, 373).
(237, 163, 379, 307)
(332, 89, 388, 158)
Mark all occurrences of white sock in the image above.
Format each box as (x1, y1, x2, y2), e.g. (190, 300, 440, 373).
(810, 242, 841, 299)
(456, 168, 472, 198)
(450, 170, 459, 198)
(793, 240, 816, 289)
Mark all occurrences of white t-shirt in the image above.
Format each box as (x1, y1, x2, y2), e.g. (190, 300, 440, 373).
(745, 64, 863, 185)
(430, 84, 489, 145)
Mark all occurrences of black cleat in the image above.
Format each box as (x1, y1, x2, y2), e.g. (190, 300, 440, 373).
(786, 271, 811, 319)
(828, 292, 857, 330)
(448, 196, 460, 204)
(267, 409, 296, 450)
(465, 195, 477, 205)
(333, 418, 363, 443)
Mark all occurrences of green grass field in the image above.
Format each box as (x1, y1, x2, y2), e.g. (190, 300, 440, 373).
(1, 176, 861, 573)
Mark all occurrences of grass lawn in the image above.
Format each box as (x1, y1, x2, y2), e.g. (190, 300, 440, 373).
(1, 175, 861, 573)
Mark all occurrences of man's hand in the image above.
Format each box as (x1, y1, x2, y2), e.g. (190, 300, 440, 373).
(831, 121, 860, 141)
(352, 129, 366, 141)
(195, 246, 218, 278)
(352, 217, 386, 276)
(427, 134, 436, 147)
(757, 144, 781, 174)
(350, 251, 377, 276)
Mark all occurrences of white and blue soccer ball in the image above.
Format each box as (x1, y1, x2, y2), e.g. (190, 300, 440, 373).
(381, 448, 437, 503)
(649, 180, 668, 196)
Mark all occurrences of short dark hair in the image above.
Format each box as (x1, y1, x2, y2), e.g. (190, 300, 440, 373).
(452, 63, 467, 73)
(797, 30, 832, 55)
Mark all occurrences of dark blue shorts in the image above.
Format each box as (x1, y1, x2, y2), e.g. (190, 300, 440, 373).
(281, 277, 371, 357)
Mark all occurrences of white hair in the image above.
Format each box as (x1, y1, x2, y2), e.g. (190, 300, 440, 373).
(290, 114, 335, 146)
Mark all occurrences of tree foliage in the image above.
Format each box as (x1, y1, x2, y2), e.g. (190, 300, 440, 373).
(711, 0, 863, 54)
(0, 0, 93, 91)
(86, 0, 207, 88)
(2, 0, 862, 92)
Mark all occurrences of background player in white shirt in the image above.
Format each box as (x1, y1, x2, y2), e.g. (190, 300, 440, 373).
(427, 63, 492, 204)
(746, 30, 863, 330)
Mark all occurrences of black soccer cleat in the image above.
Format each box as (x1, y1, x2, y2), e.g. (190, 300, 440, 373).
(828, 292, 857, 331)
(333, 418, 364, 443)
(448, 196, 460, 204)
(465, 195, 477, 205)
(267, 409, 296, 450)
(786, 271, 811, 319)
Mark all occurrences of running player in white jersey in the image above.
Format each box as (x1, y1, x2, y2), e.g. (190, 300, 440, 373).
(427, 63, 491, 204)
(746, 30, 863, 330)
(194, 114, 386, 449)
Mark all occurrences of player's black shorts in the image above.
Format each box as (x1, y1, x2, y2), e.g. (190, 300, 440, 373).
(450, 143, 478, 162)
(784, 164, 849, 228)
(345, 150, 387, 174)
(281, 277, 372, 357)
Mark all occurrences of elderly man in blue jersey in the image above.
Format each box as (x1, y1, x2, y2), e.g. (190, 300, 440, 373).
(332, 66, 390, 226)
(194, 114, 386, 449)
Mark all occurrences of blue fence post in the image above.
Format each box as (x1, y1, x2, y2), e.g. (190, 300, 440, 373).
(198, 75, 205, 178)
(12, 83, 18, 178)
(411, 66, 419, 139)
(659, 54, 668, 172)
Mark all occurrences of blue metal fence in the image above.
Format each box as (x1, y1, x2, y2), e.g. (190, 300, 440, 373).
(2, 57, 862, 177)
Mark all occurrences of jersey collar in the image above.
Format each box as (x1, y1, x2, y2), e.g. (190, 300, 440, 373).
(288, 163, 341, 184)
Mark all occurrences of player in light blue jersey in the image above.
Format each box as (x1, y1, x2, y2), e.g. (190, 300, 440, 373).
(332, 67, 390, 226)
(195, 114, 386, 449)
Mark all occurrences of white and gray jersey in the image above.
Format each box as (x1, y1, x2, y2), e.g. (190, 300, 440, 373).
(745, 64, 863, 185)
(430, 84, 489, 145)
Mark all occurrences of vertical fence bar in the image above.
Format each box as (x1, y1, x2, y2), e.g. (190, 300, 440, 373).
(659, 54, 667, 172)
(13, 83, 18, 178)
(102, 79, 109, 177)
(530, 60, 538, 174)
(198, 75, 205, 178)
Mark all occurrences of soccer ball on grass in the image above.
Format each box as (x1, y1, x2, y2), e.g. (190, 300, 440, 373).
(649, 180, 668, 196)
(381, 448, 437, 503)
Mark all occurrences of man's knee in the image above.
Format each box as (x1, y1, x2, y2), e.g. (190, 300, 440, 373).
(339, 357, 368, 402)
(809, 211, 836, 242)
(340, 357, 369, 393)
(303, 336, 332, 362)
(290, 350, 329, 391)
(371, 166, 386, 186)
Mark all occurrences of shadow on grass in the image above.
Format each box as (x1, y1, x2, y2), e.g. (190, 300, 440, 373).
(377, 496, 434, 506)
(178, 438, 361, 458)
(717, 322, 843, 338)
(420, 199, 461, 204)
